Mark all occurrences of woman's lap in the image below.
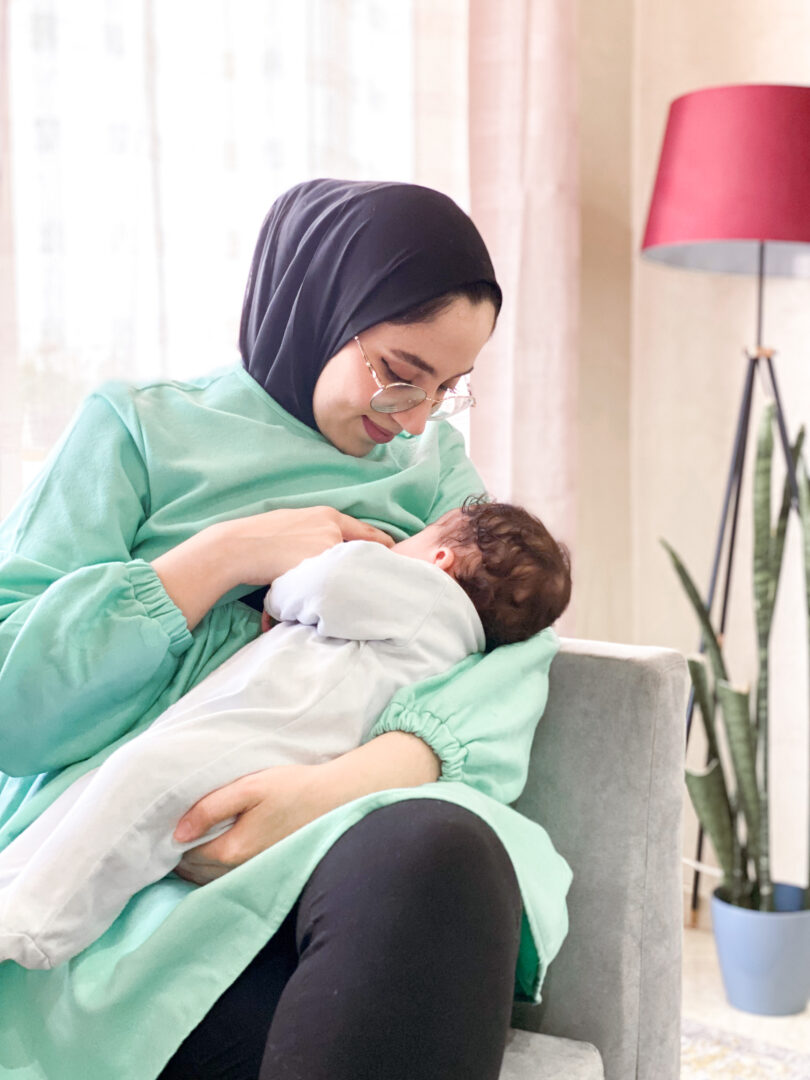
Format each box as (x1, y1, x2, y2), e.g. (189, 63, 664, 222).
(158, 799, 522, 1080)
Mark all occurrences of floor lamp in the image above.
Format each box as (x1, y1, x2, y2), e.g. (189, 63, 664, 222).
(640, 83, 810, 920)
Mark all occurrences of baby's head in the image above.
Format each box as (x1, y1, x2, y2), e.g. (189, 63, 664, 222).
(393, 497, 572, 651)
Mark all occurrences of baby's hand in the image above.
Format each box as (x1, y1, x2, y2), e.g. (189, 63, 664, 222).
(261, 611, 277, 633)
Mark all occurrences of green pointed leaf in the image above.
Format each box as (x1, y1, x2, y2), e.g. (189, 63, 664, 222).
(753, 404, 775, 646)
(773, 426, 805, 579)
(661, 540, 727, 683)
(687, 655, 721, 762)
(685, 759, 735, 883)
(716, 681, 760, 862)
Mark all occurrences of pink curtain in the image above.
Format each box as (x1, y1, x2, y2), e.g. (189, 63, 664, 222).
(468, 0, 579, 627)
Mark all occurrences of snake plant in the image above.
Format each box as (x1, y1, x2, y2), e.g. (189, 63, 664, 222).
(662, 403, 809, 911)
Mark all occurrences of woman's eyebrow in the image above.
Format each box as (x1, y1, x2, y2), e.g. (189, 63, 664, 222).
(389, 347, 474, 378)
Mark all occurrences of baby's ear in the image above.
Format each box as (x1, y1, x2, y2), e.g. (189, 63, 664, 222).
(433, 546, 456, 573)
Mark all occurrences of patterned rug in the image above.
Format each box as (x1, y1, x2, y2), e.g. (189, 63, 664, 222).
(681, 1017, 810, 1079)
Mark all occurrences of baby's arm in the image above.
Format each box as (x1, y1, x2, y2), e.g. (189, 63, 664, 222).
(0, 699, 278, 970)
(265, 541, 449, 644)
(0, 732, 230, 969)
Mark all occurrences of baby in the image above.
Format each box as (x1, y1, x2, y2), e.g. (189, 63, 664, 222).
(0, 497, 571, 970)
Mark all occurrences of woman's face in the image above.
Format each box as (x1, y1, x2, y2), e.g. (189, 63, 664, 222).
(312, 296, 496, 457)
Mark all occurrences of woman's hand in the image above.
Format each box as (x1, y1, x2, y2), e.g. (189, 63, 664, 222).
(173, 763, 327, 884)
(219, 506, 394, 587)
(173, 732, 441, 885)
(153, 507, 394, 631)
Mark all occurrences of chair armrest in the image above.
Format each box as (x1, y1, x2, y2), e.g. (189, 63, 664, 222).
(511, 638, 688, 1080)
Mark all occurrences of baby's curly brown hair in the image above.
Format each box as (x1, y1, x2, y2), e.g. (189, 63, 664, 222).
(439, 496, 572, 651)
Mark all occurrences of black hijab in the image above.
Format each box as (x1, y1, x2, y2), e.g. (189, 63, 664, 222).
(239, 178, 501, 430)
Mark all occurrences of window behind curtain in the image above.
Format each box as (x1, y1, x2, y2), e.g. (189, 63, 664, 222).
(2, 0, 419, 511)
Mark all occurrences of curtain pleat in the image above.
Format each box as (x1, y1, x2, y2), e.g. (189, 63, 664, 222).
(468, 0, 579, 630)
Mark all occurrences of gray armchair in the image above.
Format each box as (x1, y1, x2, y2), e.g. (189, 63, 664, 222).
(500, 638, 688, 1080)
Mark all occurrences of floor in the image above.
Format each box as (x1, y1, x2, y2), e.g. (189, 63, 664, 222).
(682, 926, 810, 1054)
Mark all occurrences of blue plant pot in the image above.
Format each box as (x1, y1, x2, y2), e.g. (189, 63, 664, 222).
(711, 882, 810, 1016)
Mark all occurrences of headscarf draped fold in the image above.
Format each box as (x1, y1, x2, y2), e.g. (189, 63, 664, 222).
(239, 178, 500, 430)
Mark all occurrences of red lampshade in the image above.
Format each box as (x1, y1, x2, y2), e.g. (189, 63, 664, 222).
(641, 84, 810, 277)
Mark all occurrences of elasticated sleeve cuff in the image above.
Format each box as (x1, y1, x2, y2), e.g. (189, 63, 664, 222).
(366, 631, 559, 805)
(128, 559, 194, 656)
(368, 703, 469, 782)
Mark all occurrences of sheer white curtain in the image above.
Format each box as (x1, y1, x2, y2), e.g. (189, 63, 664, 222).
(468, 0, 579, 634)
(1, 0, 417, 514)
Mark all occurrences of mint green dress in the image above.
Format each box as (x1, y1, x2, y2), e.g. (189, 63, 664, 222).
(0, 365, 572, 1080)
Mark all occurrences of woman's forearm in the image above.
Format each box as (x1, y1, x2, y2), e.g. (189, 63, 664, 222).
(151, 525, 236, 632)
(316, 732, 441, 809)
(151, 508, 394, 633)
(173, 733, 442, 881)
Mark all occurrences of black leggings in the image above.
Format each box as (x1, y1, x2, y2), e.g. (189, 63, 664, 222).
(157, 799, 523, 1080)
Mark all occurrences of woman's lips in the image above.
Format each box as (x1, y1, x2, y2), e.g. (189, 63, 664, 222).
(362, 415, 398, 443)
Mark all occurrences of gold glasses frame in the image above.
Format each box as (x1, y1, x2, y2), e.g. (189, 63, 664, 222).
(353, 335, 476, 421)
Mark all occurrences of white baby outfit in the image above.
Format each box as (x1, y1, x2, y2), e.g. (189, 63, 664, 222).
(0, 541, 484, 970)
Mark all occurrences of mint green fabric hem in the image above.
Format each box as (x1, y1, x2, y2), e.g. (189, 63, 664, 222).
(0, 783, 571, 1080)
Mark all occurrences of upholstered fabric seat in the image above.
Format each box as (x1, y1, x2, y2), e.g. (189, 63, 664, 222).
(501, 1028, 604, 1079)
(500, 639, 687, 1080)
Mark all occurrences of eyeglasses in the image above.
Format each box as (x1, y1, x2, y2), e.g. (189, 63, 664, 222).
(354, 336, 476, 421)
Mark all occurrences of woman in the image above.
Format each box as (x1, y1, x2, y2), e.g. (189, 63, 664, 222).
(0, 179, 571, 1080)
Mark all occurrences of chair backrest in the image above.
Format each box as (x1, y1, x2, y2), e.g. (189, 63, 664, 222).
(511, 638, 688, 1080)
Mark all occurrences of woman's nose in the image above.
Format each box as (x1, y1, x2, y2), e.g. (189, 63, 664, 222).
(393, 399, 433, 436)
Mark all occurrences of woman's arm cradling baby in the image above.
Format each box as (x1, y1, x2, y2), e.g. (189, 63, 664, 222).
(173, 732, 440, 884)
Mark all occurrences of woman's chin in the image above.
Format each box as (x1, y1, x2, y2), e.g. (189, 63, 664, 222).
(315, 415, 396, 457)
(335, 429, 376, 458)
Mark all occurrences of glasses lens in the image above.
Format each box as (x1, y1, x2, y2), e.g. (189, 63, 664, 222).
(370, 384, 427, 414)
(428, 394, 474, 421)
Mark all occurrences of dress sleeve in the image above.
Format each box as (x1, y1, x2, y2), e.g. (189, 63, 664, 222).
(426, 422, 488, 522)
(365, 629, 560, 805)
(0, 393, 193, 778)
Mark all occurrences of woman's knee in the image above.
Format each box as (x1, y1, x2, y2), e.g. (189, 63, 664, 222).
(383, 800, 519, 889)
(298, 799, 523, 944)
